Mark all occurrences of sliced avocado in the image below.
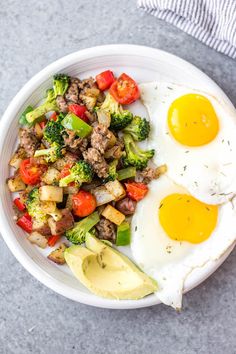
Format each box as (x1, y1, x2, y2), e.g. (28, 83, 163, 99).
(64, 234, 157, 300)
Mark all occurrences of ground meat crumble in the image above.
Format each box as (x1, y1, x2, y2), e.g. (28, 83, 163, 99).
(90, 124, 114, 154)
(95, 217, 116, 243)
(83, 147, 109, 178)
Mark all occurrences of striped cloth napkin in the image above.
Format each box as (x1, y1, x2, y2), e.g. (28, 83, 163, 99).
(138, 0, 236, 58)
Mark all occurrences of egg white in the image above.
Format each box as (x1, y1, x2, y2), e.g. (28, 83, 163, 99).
(131, 175, 236, 309)
(140, 82, 236, 205)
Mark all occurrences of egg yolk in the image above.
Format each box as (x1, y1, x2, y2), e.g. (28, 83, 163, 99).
(159, 193, 218, 243)
(168, 94, 219, 146)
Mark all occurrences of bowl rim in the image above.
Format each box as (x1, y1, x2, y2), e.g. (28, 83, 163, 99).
(0, 44, 235, 309)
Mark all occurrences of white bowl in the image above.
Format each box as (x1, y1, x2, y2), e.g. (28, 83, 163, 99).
(0, 44, 235, 309)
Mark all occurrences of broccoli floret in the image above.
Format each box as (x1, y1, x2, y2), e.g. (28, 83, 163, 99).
(123, 116, 150, 141)
(66, 212, 100, 244)
(25, 73, 69, 125)
(34, 142, 64, 163)
(26, 187, 62, 223)
(43, 113, 65, 145)
(19, 106, 33, 126)
(26, 188, 47, 225)
(99, 93, 133, 131)
(46, 88, 55, 101)
(59, 161, 94, 187)
(26, 89, 58, 124)
(53, 73, 69, 97)
(123, 134, 155, 170)
(104, 159, 118, 182)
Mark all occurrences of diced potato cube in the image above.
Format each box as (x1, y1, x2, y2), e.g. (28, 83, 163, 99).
(9, 155, 23, 169)
(27, 232, 48, 249)
(39, 186, 63, 202)
(41, 168, 60, 185)
(9, 148, 26, 169)
(7, 176, 26, 192)
(105, 180, 126, 201)
(102, 205, 125, 225)
(48, 243, 67, 265)
(91, 186, 115, 206)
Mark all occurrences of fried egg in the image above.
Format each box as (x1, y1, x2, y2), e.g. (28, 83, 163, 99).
(131, 175, 236, 309)
(139, 82, 236, 204)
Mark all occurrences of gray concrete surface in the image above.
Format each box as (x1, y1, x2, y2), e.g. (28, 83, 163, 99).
(0, 1, 236, 353)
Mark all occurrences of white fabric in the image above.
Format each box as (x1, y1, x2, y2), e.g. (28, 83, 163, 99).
(138, 0, 236, 58)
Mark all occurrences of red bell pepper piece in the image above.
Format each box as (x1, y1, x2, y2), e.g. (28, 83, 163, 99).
(16, 213, 32, 233)
(48, 235, 60, 247)
(96, 70, 116, 91)
(125, 182, 148, 201)
(13, 198, 26, 211)
(110, 73, 140, 105)
(68, 104, 88, 123)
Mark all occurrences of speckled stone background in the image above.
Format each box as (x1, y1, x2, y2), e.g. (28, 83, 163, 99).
(0, 1, 236, 353)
